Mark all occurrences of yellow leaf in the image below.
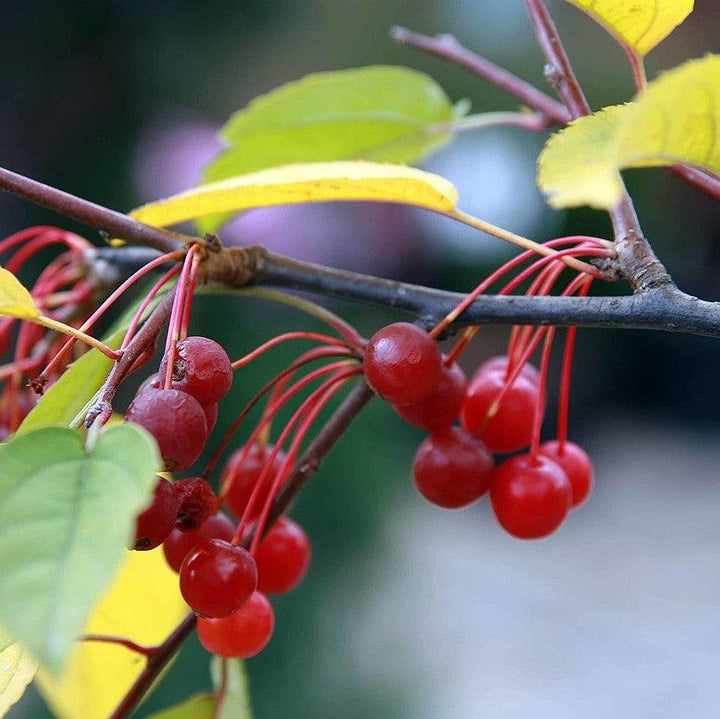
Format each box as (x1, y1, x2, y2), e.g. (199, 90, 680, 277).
(538, 55, 720, 209)
(36, 550, 188, 719)
(128, 161, 458, 228)
(0, 626, 37, 718)
(566, 0, 693, 56)
(0, 267, 40, 320)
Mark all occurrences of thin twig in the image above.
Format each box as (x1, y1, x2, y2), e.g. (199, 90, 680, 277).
(0, 166, 194, 254)
(390, 26, 570, 125)
(524, 0, 673, 293)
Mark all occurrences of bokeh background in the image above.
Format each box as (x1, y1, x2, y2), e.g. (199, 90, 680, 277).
(2, 1, 720, 717)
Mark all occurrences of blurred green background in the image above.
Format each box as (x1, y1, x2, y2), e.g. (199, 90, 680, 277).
(2, 1, 720, 718)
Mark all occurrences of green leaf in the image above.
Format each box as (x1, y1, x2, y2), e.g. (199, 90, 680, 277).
(0, 624, 37, 718)
(145, 694, 215, 719)
(0, 424, 161, 673)
(565, 0, 693, 56)
(18, 327, 125, 434)
(130, 161, 458, 229)
(199, 65, 458, 232)
(210, 657, 254, 719)
(537, 55, 720, 209)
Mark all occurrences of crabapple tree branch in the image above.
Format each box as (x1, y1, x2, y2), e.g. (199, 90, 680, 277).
(87, 246, 720, 340)
(0, 166, 192, 255)
(524, 0, 674, 294)
(390, 26, 570, 126)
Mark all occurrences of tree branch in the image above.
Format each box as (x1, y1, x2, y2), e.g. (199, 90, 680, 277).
(524, 0, 673, 293)
(86, 246, 720, 339)
(0, 166, 192, 254)
(390, 26, 570, 126)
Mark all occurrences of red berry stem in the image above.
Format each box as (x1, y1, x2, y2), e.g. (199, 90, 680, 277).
(528, 326, 556, 461)
(235, 286, 366, 349)
(178, 247, 202, 343)
(0, 225, 87, 257)
(38, 248, 184, 384)
(121, 265, 181, 349)
(81, 634, 160, 658)
(230, 331, 354, 370)
(163, 245, 200, 389)
(242, 367, 359, 552)
(204, 346, 355, 477)
(3, 230, 88, 274)
(224, 360, 359, 517)
(429, 236, 609, 340)
(556, 276, 593, 447)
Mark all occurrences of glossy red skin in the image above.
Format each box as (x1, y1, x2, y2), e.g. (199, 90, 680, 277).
(363, 322, 442, 406)
(490, 453, 571, 539)
(133, 477, 180, 550)
(412, 426, 495, 509)
(163, 512, 236, 573)
(180, 538, 257, 617)
(539, 440, 593, 508)
(159, 336, 233, 404)
(396, 361, 467, 431)
(461, 369, 539, 453)
(222, 443, 288, 521)
(201, 402, 218, 435)
(475, 355, 540, 385)
(197, 591, 274, 658)
(126, 388, 208, 472)
(254, 516, 311, 594)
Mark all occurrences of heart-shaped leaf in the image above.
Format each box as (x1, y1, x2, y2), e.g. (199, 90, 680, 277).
(0, 424, 161, 673)
(538, 55, 720, 209)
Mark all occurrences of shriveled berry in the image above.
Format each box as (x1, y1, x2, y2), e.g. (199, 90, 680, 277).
(133, 477, 180, 550)
(159, 336, 233, 404)
(174, 477, 218, 531)
(197, 591, 274, 658)
(255, 516, 311, 594)
(396, 360, 467, 431)
(412, 426, 494, 508)
(222, 443, 288, 521)
(363, 322, 442, 406)
(125, 388, 208, 472)
(180, 538, 257, 617)
(163, 511, 235, 573)
(461, 369, 539, 453)
(539, 440, 593, 508)
(490, 453, 571, 539)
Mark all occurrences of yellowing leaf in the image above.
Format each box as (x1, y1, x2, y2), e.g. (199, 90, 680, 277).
(0, 266, 39, 320)
(0, 626, 37, 718)
(538, 55, 720, 209)
(36, 550, 188, 719)
(129, 161, 458, 229)
(566, 0, 693, 56)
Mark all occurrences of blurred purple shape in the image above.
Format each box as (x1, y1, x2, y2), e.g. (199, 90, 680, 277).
(132, 114, 423, 275)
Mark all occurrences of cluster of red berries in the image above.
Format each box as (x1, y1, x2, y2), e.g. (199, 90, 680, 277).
(125, 336, 233, 471)
(126, 335, 312, 658)
(363, 322, 593, 539)
(133, 469, 310, 657)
